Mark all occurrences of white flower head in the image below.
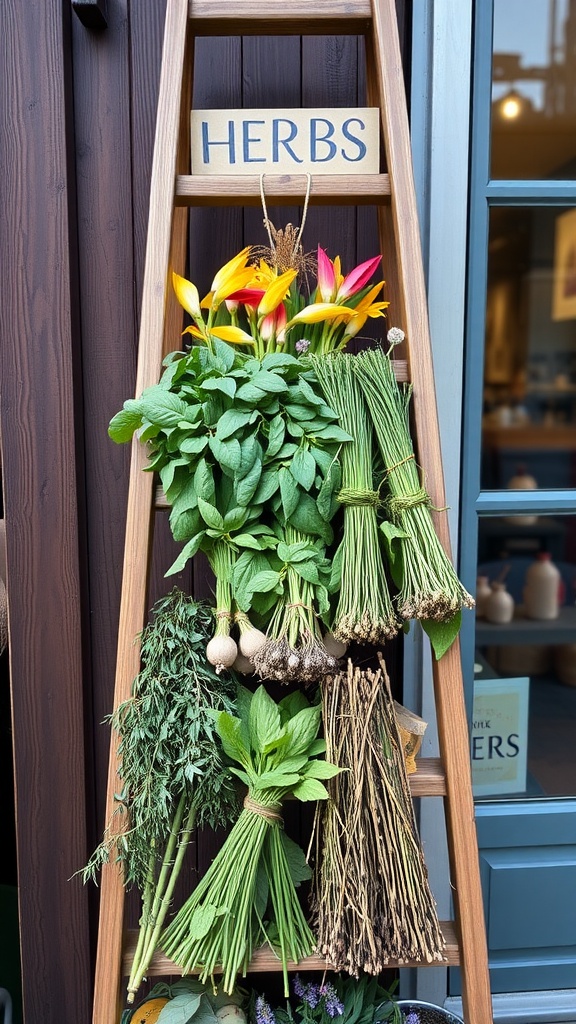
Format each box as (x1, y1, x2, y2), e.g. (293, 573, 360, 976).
(387, 326, 405, 347)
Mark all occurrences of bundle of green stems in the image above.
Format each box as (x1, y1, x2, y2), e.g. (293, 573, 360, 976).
(161, 687, 335, 996)
(160, 794, 313, 995)
(354, 349, 474, 622)
(310, 354, 398, 644)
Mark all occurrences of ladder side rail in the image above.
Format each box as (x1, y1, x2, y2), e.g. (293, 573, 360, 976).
(368, 3, 493, 1021)
(92, 1, 190, 1021)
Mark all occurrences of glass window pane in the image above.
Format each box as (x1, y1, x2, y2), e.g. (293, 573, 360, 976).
(481, 206, 576, 489)
(473, 514, 576, 800)
(491, 0, 576, 179)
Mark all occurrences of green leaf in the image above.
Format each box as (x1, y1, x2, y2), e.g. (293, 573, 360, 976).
(180, 435, 209, 456)
(139, 389, 189, 427)
(216, 711, 250, 766)
(289, 492, 333, 544)
(379, 519, 409, 588)
(233, 533, 265, 550)
(235, 382, 268, 404)
(194, 459, 215, 503)
(223, 506, 248, 532)
(186, 905, 220, 942)
(265, 415, 286, 460)
(252, 470, 280, 505)
(208, 435, 242, 472)
(317, 460, 341, 521)
(197, 497, 225, 531)
(302, 759, 342, 780)
(261, 353, 299, 372)
(294, 560, 320, 584)
(213, 339, 237, 372)
(312, 424, 354, 443)
(279, 467, 300, 521)
(235, 458, 262, 507)
(108, 400, 142, 443)
(252, 771, 302, 791)
(283, 705, 322, 758)
(165, 532, 206, 576)
(421, 609, 462, 660)
(278, 690, 310, 723)
(200, 376, 236, 399)
(279, 832, 312, 884)
(233, 550, 273, 610)
(215, 408, 252, 440)
(296, 375, 325, 407)
(308, 738, 327, 755)
(292, 777, 329, 801)
(157, 993, 205, 1024)
(250, 370, 288, 393)
(249, 570, 282, 594)
(238, 435, 261, 478)
(249, 685, 282, 754)
(169, 507, 202, 543)
(290, 448, 316, 491)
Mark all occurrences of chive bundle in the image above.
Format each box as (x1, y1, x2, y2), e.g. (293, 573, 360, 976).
(354, 349, 474, 622)
(310, 354, 398, 644)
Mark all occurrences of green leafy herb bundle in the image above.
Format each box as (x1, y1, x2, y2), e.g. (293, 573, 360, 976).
(311, 657, 446, 973)
(82, 590, 237, 1004)
(109, 343, 350, 680)
(353, 348, 474, 654)
(309, 353, 398, 644)
(160, 685, 340, 995)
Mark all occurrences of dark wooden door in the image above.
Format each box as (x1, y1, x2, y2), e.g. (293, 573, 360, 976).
(0, 3, 409, 1021)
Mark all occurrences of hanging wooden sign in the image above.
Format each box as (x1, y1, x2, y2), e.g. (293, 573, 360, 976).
(191, 108, 380, 175)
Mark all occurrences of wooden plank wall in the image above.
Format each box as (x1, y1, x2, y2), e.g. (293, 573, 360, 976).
(0, 2, 409, 1021)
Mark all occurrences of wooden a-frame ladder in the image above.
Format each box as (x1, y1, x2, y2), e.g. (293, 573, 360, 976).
(92, 3, 493, 1023)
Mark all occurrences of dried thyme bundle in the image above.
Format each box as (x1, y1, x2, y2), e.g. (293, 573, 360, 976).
(354, 348, 474, 626)
(310, 657, 446, 974)
(310, 354, 398, 644)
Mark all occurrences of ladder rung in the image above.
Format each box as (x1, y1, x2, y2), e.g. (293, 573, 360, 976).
(408, 757, 446, 797)
(123, 920, 459, 977)
(176, 174, 391, 207)
(188, 0, 372, 36)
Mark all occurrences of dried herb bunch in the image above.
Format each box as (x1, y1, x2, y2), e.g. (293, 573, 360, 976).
(83, 588, 237, 1003)
(310, 658, 446, 974)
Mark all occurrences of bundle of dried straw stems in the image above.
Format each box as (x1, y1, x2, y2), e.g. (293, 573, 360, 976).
(311, 657, 446, 974)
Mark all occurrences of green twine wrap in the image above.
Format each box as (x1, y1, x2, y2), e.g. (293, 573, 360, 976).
(337, 487, 381, 507)
(387, 488, 431, 518)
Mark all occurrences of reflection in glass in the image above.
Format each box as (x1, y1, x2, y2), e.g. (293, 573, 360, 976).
(492, 0, 576, 178)
(481, 206, 576, 490)
(473, 515, 576, 800)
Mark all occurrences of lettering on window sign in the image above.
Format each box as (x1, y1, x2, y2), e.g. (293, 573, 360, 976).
(192, 108, 379, 175)
(472, 733, 520, 759)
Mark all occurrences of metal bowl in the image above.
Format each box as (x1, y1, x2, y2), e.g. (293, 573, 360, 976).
(395, 1000, 465, 1024)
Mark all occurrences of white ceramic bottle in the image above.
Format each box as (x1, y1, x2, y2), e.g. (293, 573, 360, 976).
(506, 464, 537, 525)
(485, 581, 515, 624)
(523, 552, 561, 620)
(475, 576, 492, 618)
